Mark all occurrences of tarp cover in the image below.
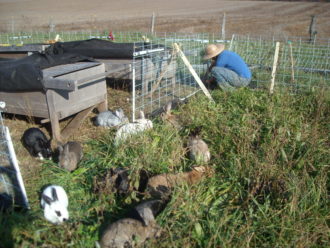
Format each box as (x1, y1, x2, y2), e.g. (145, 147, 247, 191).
(0, 39, 157, 92)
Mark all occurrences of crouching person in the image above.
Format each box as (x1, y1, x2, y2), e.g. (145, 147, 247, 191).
(203, 44, 251, 91)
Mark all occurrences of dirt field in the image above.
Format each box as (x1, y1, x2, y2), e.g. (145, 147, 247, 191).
(0, 0, 330, 38)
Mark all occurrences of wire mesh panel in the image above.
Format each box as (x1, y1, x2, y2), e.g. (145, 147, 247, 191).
(229, 34, 330, 92)
(0, 102, 29, 210)
(131, 33, 210, 119)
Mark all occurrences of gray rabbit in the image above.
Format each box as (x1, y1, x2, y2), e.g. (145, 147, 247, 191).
(58, 141, 83, 172)
(99, 218, 161, 248)
(95, 108, 129, 128)
(187, 127, 211, 164)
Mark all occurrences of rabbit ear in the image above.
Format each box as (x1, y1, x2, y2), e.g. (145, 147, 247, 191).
(139, 111, 145, 119)
(64, 144, 69, 154)
(58, 145, 63, 153)
(165, 102, 172, 113)
(115, 108, 124, 117)
(42, 194, 53, 205)
(193, 166, 206, 173)
(52, 187, 58, 201)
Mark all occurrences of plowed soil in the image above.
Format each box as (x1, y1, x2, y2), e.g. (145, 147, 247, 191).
(0, 0, 330, 38)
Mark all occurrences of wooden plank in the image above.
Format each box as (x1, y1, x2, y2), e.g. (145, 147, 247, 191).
(46, 90, 62, 142)
(173, 43, 214, 102)
(61, 106, 95, 140)
(0, 91, 49, 118)
(0, 44, 49, 52)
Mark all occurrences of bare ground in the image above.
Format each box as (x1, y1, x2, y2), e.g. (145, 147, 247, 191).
(0, 0, 330, 38)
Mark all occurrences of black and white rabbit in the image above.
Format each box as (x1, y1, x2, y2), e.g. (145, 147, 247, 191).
(40, 185, 69, 224)
(22, 127, 52, 160)
(95, 108, 129, 128)
(58, 141, 83, 172)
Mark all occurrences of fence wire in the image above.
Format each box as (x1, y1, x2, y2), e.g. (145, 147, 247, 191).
(0, 102, 29, 210)
(229, 34, 330, 91)
(0, 31, 329, 115)
(131, 33, 210, 118)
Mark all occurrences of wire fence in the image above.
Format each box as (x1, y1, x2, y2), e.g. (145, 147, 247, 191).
(131, 33, 208, 119)
(229, 34, 330, 92)
(0, 102, 29, 210)
(0, 30, 329, 116)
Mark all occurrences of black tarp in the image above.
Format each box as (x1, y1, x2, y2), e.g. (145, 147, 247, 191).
(0, 52, 93, 92)
(0, 39, 163, 92)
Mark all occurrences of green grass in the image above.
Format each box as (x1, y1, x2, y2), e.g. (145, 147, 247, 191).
(1, 87, 330, 247)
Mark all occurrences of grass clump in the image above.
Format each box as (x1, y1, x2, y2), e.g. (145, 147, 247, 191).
(1, 88, 329, 247)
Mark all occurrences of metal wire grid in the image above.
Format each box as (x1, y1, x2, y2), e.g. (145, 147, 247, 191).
(131, 33, 210, 119)
(0, 102, 29, 209)
(228, 34, 330, 91)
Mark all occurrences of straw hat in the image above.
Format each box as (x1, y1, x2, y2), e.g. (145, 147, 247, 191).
(203, 44, 225, 60)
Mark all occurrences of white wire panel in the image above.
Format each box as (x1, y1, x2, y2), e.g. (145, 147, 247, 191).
(0, 103, 29, 209)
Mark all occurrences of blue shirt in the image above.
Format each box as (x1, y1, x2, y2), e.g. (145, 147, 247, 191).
(215, 50, 251, 79)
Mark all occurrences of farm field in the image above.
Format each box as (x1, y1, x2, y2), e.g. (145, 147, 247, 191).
(0, 0, 330, 247)
(0, 0, 330, 38)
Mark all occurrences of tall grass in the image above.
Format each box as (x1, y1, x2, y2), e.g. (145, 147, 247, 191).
(0, 88, 329, 247)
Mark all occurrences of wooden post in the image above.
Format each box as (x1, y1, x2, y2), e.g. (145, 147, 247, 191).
(173, 43, 214, 102)
(150, 12, 155, 34)
(288, 41, 295, 83)
(309, 15, 317, 44)
(269, 42, 280, 95)
(221, 12, 226, 41)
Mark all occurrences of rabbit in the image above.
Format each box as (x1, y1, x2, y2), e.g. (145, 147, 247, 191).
(99, 218, 161, 248)
(95, 108, 129, 128)
(160, 101, 181, 129)
(22, 127, 52, 160)
(147, 166, 211, 199)
(115, 111, 153, 143)
(40, 185, 69, 224)
(127, 199, 167, 227)
(58, 141, 83, 172)
(187, 127, 211, 164)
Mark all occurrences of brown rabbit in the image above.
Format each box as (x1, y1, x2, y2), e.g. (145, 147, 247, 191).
(160, 101, 181, 130)
(187, 127, 211, 164)
(100, 218, 161, 248)
(147, 166, 212, 198)
(58, 141, 83, 172)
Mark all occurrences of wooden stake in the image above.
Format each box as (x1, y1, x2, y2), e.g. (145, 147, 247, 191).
(288, 41, 295, 83)
(269, 42, 280, 94)
(173, 43, 214, 102)
(221, 12, 226, 41)
(150, 12, 155, 34)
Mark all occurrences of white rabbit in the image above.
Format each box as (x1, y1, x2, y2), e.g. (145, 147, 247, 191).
(95, 108, 129, 128)
(58, 141, 83, 172)
(115, 111, 153, 143)
(40, 185, 69, 224)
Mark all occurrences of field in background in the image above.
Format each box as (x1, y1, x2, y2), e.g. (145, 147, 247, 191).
(1, 0, 330, 38)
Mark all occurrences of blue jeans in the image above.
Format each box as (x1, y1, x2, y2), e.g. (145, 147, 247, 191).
(211, 67, 251, 91)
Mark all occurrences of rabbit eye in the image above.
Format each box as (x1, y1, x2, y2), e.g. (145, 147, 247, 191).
(55, 211, 61, 217)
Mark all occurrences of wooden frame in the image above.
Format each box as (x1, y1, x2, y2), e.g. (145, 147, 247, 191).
(0, 62, 107, 142)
